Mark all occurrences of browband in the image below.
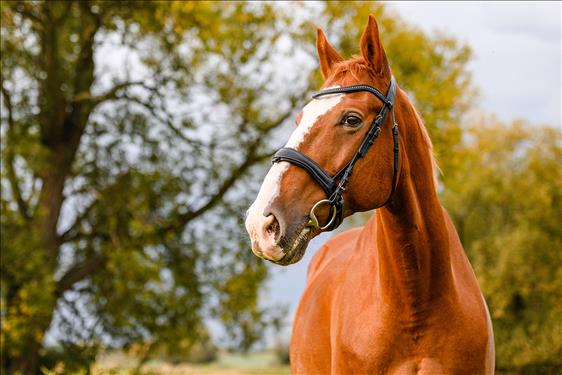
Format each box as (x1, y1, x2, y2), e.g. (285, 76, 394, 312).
(271, 148, 350, 196)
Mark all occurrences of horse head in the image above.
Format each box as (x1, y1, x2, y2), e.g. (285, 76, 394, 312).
(246, 16, 401, 265)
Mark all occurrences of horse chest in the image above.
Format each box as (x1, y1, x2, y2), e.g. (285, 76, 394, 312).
(331, 285, 412, 366)
(292, 261, 403, 370)
(292, 255, 491, 374)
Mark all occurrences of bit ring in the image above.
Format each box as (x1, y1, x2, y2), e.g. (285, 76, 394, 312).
(307, 199, 338, 231)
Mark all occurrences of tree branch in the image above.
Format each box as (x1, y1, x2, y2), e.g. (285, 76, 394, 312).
(162, 104, 298, 231)
(58, 194, 100, 244)
(124, 93, 205, 150)
(56, 254, 106, 297)
(184, 144, 262, 222)
(1, 79, 30, 220)
(72, 81, 149, 105)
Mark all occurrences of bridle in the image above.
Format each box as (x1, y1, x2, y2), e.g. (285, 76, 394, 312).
(271, 76, 399, 232)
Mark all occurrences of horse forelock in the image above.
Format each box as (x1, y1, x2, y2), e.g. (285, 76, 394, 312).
(330, 56, 377, 84)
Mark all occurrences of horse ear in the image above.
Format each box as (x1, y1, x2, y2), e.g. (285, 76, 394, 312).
(316, 27, 343, 79)
(360, 15, 390, 76)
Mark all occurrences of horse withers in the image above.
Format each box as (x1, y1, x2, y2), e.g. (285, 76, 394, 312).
(245, 15, 494, 375)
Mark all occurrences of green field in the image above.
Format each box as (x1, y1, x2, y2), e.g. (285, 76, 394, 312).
(92, 351, 290, 375)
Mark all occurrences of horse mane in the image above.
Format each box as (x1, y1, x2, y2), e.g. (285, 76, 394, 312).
(332, 57, 440, 185)
(404, 94, 439, 181)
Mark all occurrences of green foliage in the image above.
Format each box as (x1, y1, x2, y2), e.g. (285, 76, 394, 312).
(273, 340, 291, 366)
(146, 329, 218, 365)
(40, 342, 98, 375)
(441, 119, 562, 371)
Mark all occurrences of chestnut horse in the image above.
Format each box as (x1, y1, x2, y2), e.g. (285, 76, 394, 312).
(246, 16, 494, 375)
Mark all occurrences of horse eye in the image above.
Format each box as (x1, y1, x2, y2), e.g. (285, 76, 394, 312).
(343, 115, 362, 127)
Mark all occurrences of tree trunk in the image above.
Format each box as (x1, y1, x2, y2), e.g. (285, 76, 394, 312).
(4, 3, 100, 371)
(8, 333, 46, 375)
(5, 157, 68, 374)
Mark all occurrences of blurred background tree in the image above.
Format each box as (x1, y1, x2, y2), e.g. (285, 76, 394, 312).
(441, 119, 562, 373)
(0, 1, 559, 374)
(1, 1, 303, 373)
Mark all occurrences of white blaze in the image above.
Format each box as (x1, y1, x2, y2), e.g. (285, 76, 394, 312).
(245, 90, 343, 261)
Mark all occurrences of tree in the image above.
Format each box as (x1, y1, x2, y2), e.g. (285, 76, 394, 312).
(1, 1, 475, 373)
(1, 2, 303, 373)
(441, 119, 562, 373)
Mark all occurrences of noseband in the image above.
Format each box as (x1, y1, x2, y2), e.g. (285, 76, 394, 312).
(271, 76, 399, 232)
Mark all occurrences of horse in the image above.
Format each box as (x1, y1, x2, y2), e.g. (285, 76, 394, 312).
(245, 15, 494, 375)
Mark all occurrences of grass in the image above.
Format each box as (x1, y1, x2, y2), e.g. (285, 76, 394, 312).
(91, 351, 291, 375)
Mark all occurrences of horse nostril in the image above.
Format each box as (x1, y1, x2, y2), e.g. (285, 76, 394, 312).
(264, 214, 280, 240)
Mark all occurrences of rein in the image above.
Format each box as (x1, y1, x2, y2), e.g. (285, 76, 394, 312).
(272, 76, 399, 232)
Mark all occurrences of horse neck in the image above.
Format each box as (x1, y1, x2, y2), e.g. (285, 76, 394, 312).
(367, 100, 454, 316)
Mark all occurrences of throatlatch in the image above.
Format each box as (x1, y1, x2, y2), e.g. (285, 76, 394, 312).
(272, 76, 399, 232)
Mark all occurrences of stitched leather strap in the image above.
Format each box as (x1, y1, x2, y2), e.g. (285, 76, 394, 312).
(313, 84, 390, 105)
(272, 148, 336, 196)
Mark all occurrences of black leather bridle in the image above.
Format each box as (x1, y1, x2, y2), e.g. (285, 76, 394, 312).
(271, 76, 399, 232)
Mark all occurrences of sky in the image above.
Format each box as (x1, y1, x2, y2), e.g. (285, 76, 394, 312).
(392, 1, 561, 126)
(265, 1, 562, 343)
